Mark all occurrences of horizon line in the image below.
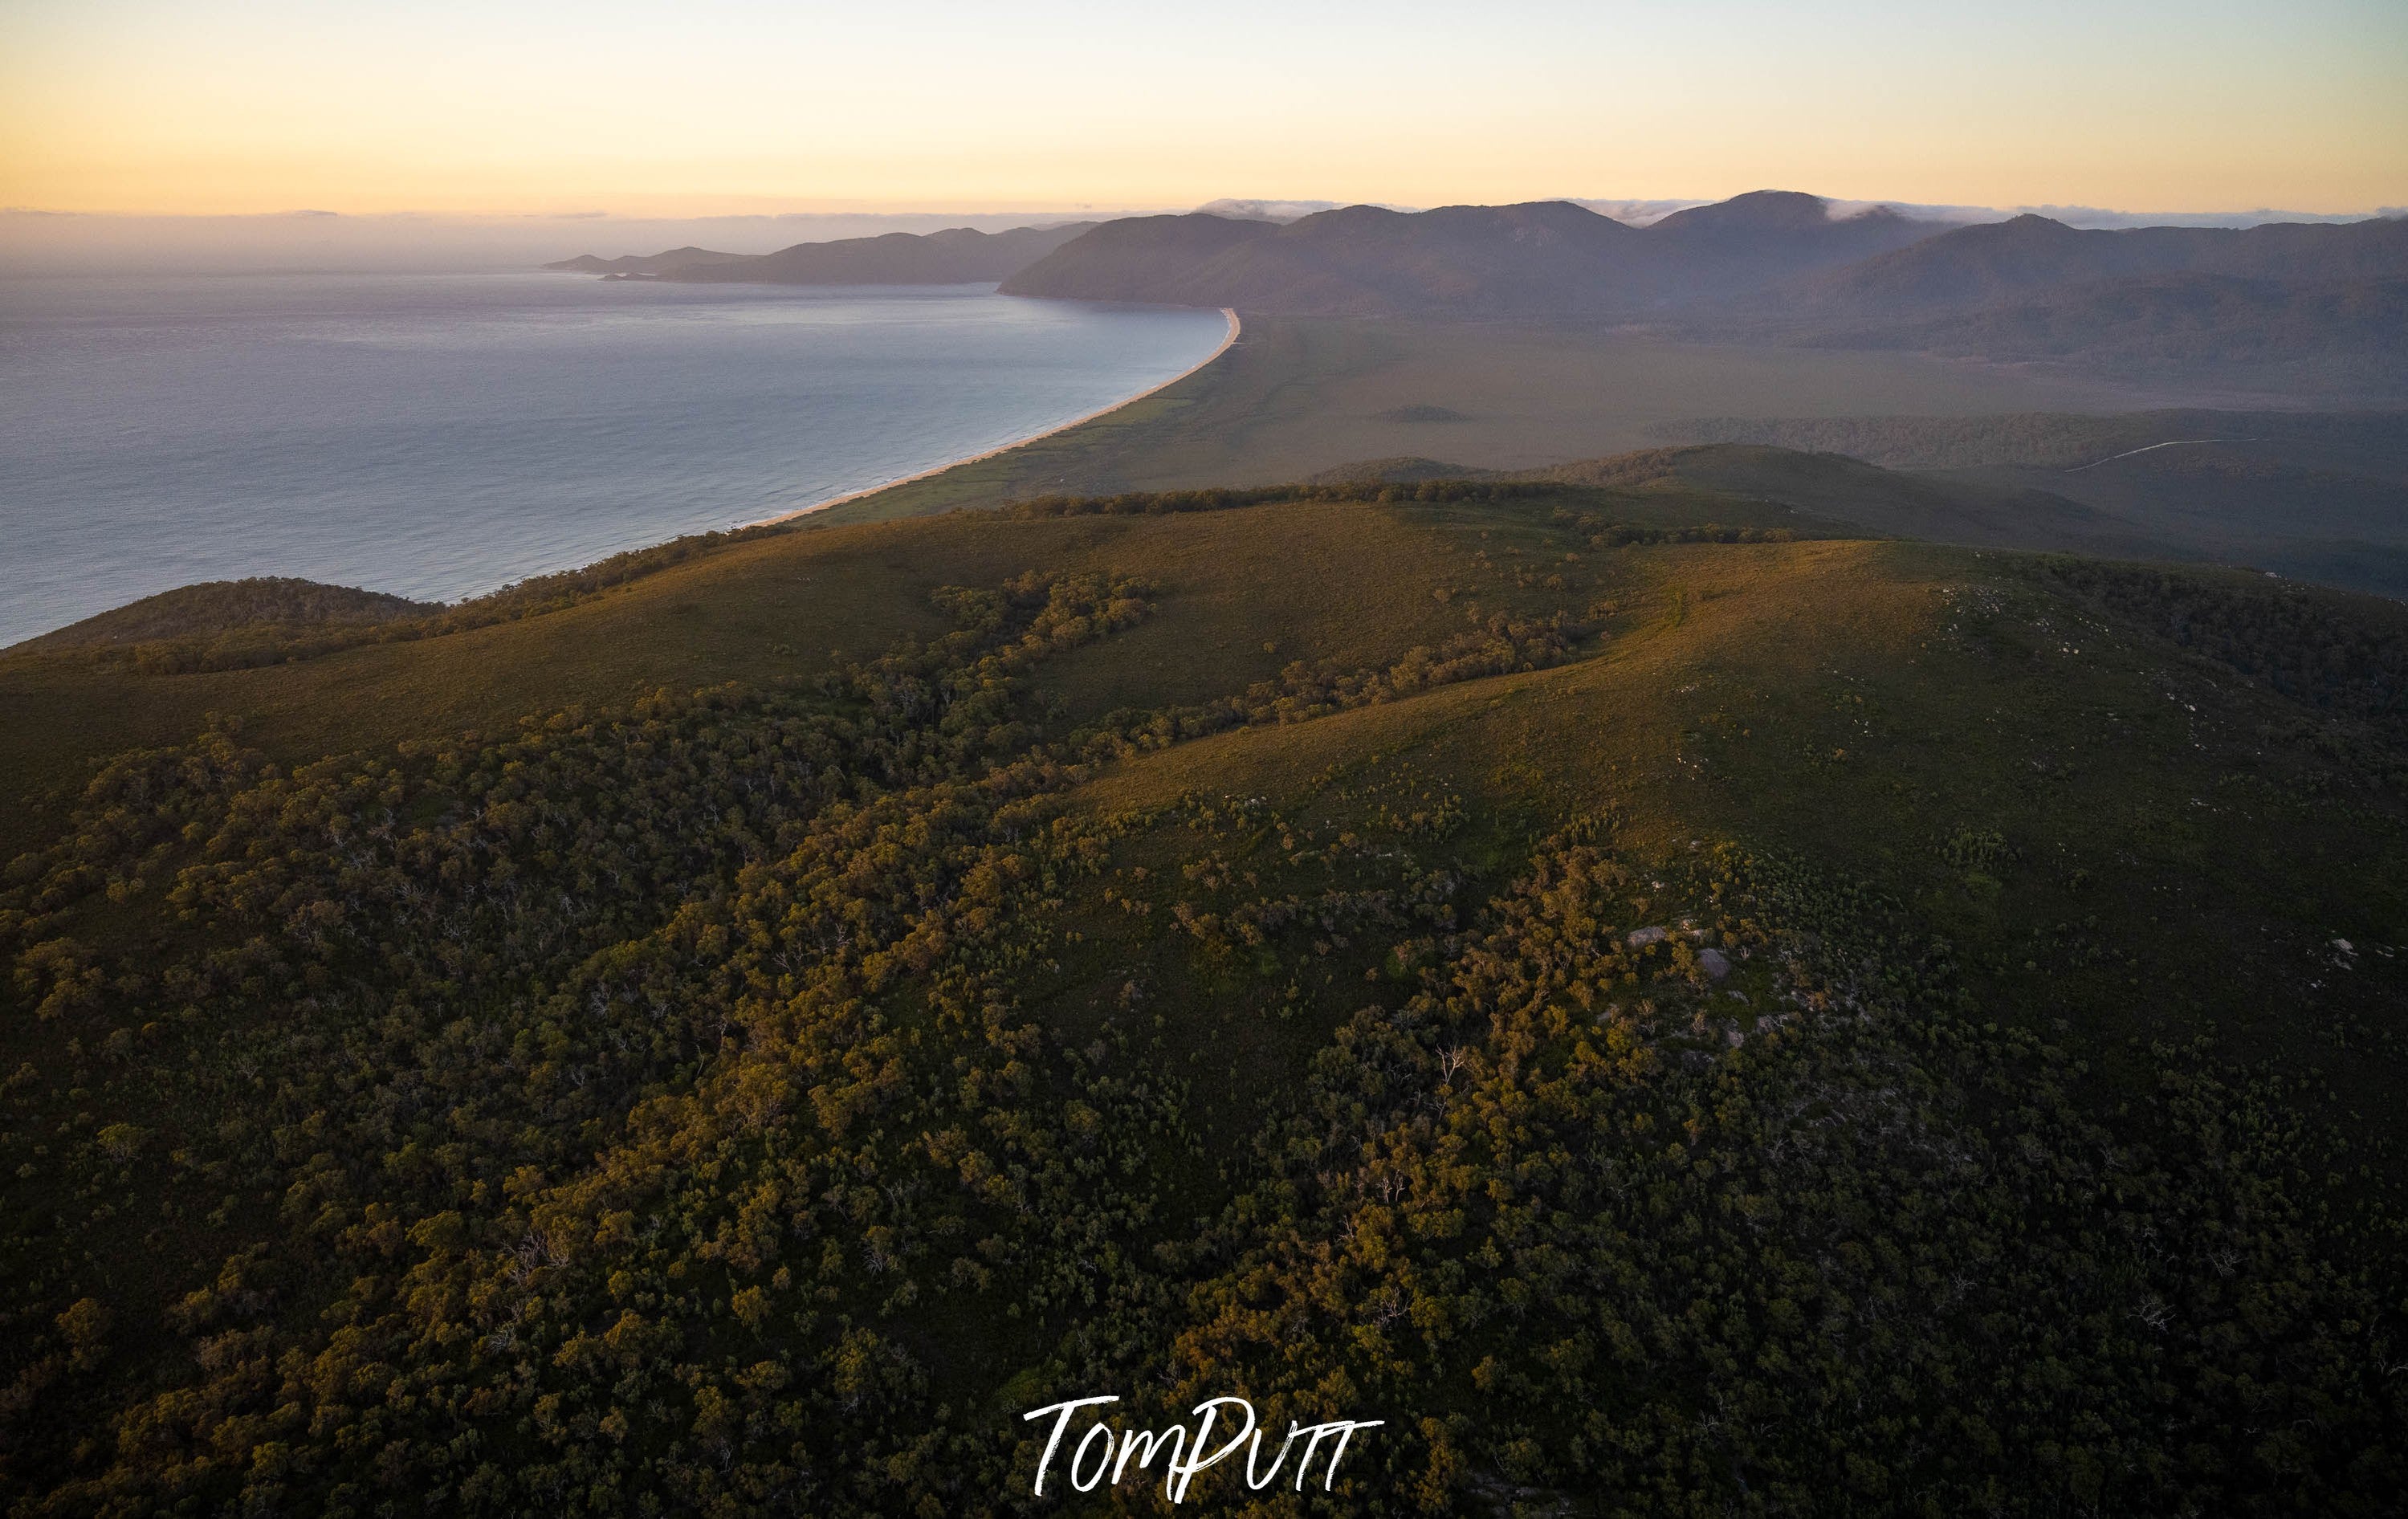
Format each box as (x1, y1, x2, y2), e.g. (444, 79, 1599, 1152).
(5, 197, 2402, 226)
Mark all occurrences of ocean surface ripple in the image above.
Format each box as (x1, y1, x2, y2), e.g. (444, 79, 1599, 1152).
(0, 271, 1229, 645)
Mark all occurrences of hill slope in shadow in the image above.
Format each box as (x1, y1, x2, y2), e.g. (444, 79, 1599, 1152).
(1653, 412, 2408, 597)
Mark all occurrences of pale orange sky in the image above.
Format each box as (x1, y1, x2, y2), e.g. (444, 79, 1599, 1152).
(3, 0, 2402, 217)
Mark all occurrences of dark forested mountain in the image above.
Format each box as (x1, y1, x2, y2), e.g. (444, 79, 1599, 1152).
(548, 222, 1096, 285)
(1000, 193, 1946, 315)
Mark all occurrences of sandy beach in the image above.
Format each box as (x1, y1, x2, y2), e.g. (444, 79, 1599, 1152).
(754, 306, 1241, 526)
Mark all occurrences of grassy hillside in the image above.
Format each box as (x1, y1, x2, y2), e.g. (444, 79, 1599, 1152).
(2, 474, 2402, 1513)
(22, 579, 437, 654)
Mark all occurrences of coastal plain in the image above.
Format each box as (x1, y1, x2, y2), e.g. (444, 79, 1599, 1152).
(824, 316, 2176, 518)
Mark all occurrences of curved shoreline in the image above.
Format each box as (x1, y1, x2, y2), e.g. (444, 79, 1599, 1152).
(752, 306, 1241, 526)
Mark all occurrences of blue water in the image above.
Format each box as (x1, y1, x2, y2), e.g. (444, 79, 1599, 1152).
(0, 272, 1229, 646)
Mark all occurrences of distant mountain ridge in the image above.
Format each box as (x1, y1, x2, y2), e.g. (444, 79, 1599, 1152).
(553, 195, 2406, 323)
(544, 246, 750, 276)
(546, 222, 1095, 286)
(551, 192, 2408, 392)
(1000, 191, 1946, 316)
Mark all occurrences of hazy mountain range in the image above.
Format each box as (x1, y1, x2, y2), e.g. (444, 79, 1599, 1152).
(553, 190, 2407, 392)
(997, 193, 2406, 316)
(544, 222, 1094, 284)
(994, 193, 1938, 312)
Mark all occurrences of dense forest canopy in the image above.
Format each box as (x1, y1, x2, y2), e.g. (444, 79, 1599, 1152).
(2, 483, 2402, 1514)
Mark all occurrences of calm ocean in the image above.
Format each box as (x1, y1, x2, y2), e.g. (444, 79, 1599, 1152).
(0, 272, 1229, 646)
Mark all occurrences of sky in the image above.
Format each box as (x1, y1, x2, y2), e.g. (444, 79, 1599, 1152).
(2, 0, 2403, 219)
